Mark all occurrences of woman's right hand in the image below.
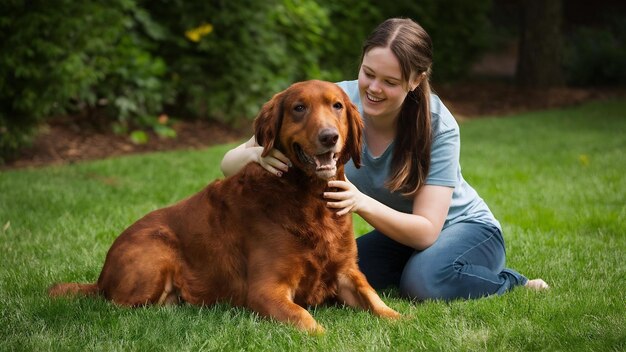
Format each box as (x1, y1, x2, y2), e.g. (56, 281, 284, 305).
(253, 146, 291, 177)
(220, 136, 292, 177)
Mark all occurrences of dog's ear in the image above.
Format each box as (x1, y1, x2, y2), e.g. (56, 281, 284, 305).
(254, 91, 285, 157)
(339, 96, 364, 168)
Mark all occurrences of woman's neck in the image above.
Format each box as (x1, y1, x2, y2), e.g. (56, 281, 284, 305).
(364, 114, 396, 157)
(364, 113, 396, 139)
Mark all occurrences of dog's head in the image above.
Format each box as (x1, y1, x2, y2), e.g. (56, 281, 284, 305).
(254, 80, 363, 180)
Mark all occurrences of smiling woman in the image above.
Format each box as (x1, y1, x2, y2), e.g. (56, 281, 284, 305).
(220, 17, 548, 302)
(358, 48, 413, 135)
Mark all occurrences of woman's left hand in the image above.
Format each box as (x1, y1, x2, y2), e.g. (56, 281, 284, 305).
(324, 176, 366, 216)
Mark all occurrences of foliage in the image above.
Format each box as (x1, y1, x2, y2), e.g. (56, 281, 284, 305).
(0, 0, 493, 162)
(0, 0, 173, 162)
(139, 0, 333, 122)
(1, 101, 625, 350)
(378, 0, 493, 82)
(317, 0, 383, 79)
(564, 17, 626, 86)
(318, 0, 493, 82)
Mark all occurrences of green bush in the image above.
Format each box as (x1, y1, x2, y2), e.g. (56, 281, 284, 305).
(0, 1, 124, 161)
(318, 0, 493, 82)
(0, 1, 173, 162)
(140, 0, 333, 122)
(564, 18, 626, 86)
(317, 0, 383, 80)
(0, 0, 493, 162)
(379, 0, 493, 82)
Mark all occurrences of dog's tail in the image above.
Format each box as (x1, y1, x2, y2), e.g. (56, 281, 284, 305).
(48, 282, 99, 298)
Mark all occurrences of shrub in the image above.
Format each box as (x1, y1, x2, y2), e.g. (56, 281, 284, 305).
(377, 0, 493, 82)
(317, 0, 383, 80)
(0, 0, 493, 163)
(140, 0, 333, 122)
(0, 1, 124, 161)
(0, 1, 173, 163)
(564, 18, 626, 86)
(318, 0, 493, 82)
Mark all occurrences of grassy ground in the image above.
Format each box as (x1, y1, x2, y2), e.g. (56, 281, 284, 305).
(1, 100, 624, 351)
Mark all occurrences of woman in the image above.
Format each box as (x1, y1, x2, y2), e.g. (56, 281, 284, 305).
(221, 18, 548, 300)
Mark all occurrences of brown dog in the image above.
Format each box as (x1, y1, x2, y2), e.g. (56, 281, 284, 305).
(49, 80, 400, 333)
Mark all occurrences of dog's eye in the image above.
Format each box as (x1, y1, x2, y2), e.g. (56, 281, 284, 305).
(294, 105, 306, 113)
(333, 102, 343, 110)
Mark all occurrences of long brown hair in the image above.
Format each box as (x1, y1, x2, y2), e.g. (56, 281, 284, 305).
(361, 18, 433, 196)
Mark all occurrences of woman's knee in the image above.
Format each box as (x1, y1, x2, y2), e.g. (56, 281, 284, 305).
(399, 258, 455, 301)
(356, 230, 414, 290)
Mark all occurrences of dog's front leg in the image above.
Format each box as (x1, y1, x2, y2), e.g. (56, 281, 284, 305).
(336, 268, 401, 319)
(246, 282, 325, 334)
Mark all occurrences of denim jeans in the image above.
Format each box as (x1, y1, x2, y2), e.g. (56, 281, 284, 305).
(356, 222, 528, 301)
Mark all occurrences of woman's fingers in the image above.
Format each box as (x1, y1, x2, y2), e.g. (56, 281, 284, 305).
(264, 164, 285, 177)
(262, 158, 287, 174)
(323, 190, 347, 201)
(324, 180, 357, 216)
(327, 180, 350, 190)
(258, 148, 292, 176)
(335, 205, 355, 216)
(270, 149, 292, 168)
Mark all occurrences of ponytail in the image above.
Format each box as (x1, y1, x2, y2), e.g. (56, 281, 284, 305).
(386, 79, 431, 196)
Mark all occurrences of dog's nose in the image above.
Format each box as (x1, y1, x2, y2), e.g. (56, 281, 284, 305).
(319, 128, 339, 147)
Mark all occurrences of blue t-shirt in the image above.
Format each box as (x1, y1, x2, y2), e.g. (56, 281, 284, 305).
(336, 80, 500, 231)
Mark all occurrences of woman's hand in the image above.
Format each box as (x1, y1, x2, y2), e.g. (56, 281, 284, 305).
(221, 136, 292, 177)
(254, 147, 292, 177)
(324, 176, 367, 216)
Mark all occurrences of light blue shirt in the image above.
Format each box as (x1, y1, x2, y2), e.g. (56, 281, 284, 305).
(336, 80, 500, 231)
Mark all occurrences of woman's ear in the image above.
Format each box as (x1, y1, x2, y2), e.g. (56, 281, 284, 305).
(254, 91, 285, 157)
(409, 72, 427, 91)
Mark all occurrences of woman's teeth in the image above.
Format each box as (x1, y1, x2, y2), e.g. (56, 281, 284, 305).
(367, 93, 384, 102)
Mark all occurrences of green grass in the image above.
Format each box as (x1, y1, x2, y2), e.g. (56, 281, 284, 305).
(1, 99, 625, 351)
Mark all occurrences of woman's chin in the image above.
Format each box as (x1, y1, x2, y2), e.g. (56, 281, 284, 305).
(362, 104, 383, 118)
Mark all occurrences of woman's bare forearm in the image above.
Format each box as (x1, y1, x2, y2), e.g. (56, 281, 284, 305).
(220, 137, 260, 176)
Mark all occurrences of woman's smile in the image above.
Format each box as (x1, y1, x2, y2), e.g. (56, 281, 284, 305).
(366, 92, 385, 103)
(358, 47, 409, 123)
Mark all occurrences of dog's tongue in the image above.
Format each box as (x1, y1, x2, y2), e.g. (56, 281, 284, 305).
(314, 152, 335, 170)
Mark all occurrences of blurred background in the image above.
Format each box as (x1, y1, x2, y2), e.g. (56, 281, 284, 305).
(1, 0, 624, 167)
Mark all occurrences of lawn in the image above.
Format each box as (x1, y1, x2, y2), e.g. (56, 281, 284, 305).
(1, 100, 624, 351)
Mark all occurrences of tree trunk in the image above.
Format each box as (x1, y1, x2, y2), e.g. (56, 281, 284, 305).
(516, 0, 564, 87)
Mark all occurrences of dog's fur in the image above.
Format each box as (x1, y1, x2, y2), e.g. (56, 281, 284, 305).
(49, 80, 400, 333)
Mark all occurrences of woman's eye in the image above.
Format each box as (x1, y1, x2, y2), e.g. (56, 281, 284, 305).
(333, 102, 343, 110)
(294, 105, 306, 112)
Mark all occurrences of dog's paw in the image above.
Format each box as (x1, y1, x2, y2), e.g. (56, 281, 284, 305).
(376, 306, 401, 319)
(307, 323, 326, 336)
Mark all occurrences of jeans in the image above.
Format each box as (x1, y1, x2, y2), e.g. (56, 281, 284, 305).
(356, 222, 528, 301)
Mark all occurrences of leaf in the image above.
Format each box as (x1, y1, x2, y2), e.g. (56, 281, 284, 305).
(154, 125, 177, 139)
(129, 130, 149, 145)
(132, 8, 168, 41)
(3, 221, 10, 232)
(111, 122, 128, 136)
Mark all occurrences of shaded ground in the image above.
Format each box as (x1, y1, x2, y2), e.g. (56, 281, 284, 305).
(434, 81, 622, 120)
(2, 80, 623, 170)
(4, 117, 248, 170)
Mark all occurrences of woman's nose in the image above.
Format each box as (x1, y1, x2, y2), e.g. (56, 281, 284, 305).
(369, 79, 382, 93)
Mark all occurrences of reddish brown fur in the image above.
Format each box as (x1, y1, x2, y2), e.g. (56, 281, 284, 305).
(48, 80, 400, 333)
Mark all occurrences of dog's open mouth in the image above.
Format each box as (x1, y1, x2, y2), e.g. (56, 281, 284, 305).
(294, 143, 339, 179)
